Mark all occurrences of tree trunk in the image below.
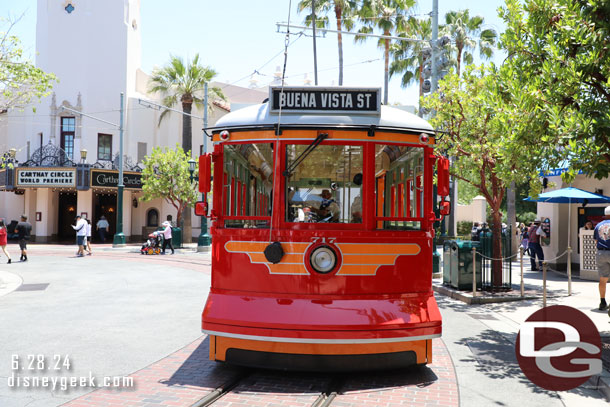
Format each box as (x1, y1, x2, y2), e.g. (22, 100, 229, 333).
(457, 47, 462, 77)
(182, 101, 192, 157)
(181, 100, 193, 245)
(384, 35, 390, 105)
(491, 208, 503, 289)
(335, 7, 343, 86)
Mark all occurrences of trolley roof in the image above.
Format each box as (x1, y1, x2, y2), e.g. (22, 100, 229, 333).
(212, 102, 434, 134)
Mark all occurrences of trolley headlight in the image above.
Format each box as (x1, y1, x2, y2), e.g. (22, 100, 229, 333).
(309, 246, 337, 274)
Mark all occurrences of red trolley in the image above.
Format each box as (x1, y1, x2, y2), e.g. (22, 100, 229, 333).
(196, 87, 450, 371)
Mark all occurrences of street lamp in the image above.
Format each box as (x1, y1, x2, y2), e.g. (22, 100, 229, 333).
(187, 157, 211, 250)
(80, 148, 87, 162)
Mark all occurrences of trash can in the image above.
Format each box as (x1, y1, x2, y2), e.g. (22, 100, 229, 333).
(442, 240, 455, 285)
(171, 227, 182, 248)
(450, 240, 482, 290)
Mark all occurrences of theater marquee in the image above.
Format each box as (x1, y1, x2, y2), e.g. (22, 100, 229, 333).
(91, 170, 142, 190)
(16, 168, 76, 187)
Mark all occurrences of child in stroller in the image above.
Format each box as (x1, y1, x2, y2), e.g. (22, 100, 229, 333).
(141, 231, 163, 255)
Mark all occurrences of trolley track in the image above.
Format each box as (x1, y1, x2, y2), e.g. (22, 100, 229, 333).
(190, 369, 254, 407)
(191, 370, 346, 407)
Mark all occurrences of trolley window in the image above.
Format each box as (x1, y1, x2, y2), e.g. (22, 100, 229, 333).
(223, 143, 274, 228)
(285, 144, 363, 224)
(375, 144, 424, 230)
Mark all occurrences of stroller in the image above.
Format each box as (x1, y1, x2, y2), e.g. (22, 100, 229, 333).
(141, 231, 163, 255)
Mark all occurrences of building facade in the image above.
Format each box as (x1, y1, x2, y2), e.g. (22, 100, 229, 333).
(0, 0, 266, 242)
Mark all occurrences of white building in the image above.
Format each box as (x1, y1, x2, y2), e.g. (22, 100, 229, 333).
(0, 0, 266, 243)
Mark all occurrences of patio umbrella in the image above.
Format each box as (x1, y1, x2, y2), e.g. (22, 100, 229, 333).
(524, 187, 610, 294)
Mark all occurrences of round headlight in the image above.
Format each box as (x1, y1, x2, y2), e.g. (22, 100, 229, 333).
(310, 246, 337, 274)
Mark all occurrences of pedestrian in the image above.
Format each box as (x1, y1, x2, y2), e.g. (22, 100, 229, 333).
(161, 219, 174, 254)
(96, 215, 109, 243)
(0, 219, 11, 264)
(528, 219, 547, 271)
(593, 206, 610, 311)
(583, 220, 594, 230)
(71, 215, 87, 257)
(85, 218, 92, 255)
(16, 215, 32, 262)
(520, 225, 530, 253)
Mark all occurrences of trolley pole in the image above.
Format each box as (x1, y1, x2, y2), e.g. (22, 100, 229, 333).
(430, 0, 439, 93)
(113, 93, 126, 246)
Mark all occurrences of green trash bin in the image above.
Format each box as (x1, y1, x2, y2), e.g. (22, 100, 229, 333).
(171, 227, 181, 248)
(450, 240, 482, 290)
(442, 240, 455, 285)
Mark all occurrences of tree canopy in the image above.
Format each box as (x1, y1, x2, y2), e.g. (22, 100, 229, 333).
(500, 0, 610, 180)
(0, 17, 56, 112)
(140, 145, 198, 224)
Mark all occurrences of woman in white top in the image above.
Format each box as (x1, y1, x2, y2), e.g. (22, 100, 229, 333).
(161, 220, 174, 254)
(85, 219, 92, 255)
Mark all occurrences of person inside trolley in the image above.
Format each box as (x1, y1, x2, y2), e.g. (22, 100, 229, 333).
(311, 189, 340, 222)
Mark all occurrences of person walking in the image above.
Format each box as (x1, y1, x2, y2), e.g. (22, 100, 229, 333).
(96, 216, 109, 243)
(161, 219, 174, 254)
(85, 218, 92, 255)
(71, 215, 87, 257)
(0, 219, 11, 263)
(16, 215, 32, 262)
(593, 206, 610, 311)
(528, 219, 547, 271)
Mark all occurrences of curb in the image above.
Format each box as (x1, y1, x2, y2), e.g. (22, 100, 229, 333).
(587, 373, 610, 401)
(433, 283, 539, 304)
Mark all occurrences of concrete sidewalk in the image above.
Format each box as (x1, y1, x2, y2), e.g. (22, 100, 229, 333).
(435, 252, 610, 403)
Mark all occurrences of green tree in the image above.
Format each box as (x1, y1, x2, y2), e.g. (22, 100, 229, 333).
(298, 0, 358, 86)
(389, 17, 432, 99)
(140, 145, 198, 227)
(442, 9, 496, 77)
(0, 17, 56, 113)
(148, 54, 224, 155)
(423, 65, 540, 288)
(356, 0, 415, 104)
(500, 0, 610, 179)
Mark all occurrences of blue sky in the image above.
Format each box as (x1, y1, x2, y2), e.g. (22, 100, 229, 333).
(2, 0, 507, 106)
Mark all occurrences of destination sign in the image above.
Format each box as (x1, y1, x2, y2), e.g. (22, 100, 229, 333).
(269, 87, 380, 114)
(91, 170, 142, 189)
(16, 168, 75, 187)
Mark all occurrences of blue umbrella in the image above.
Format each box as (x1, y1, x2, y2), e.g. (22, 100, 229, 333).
(524, 187, 610, 204)
(523, 187, 610, 295)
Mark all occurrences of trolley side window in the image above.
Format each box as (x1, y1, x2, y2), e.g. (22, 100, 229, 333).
(285, 144, 363, 224)
(223, 143, 274, 228)
(375, 144, 424, 230)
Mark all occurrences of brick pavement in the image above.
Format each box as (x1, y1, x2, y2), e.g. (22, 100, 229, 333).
(63, 337, 458, 407)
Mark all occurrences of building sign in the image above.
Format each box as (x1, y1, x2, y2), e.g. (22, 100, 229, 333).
(16, 168, 75, 187)
(91, 170, 142, 189)
(269, 87, 381, 114)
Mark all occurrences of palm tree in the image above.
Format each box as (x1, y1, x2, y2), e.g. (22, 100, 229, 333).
(149, 54, 225, 155)
(149, 54, 224, 244)
(389, 17, 432, 99)
(298, 0, 357, 86)
(442, 9, 496, 77)
(356, 0, 416, 105)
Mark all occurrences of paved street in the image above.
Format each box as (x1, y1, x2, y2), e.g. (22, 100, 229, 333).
(0, 244, 608, 407)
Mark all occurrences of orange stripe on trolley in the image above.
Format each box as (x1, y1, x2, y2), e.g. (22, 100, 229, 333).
(342, 254, 399, 265)
(268, 263, 308, 275)
(212, 130, 434, 145)
(336, 265, 381, 275)
(337, 243, 420, 255)
(225, 241, 310, 253)
(250, 253, 304, 264)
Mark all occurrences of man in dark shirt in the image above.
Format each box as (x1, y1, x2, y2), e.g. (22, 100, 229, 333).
(16, 215, 32, 262)
(594, 206, 610, 312)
